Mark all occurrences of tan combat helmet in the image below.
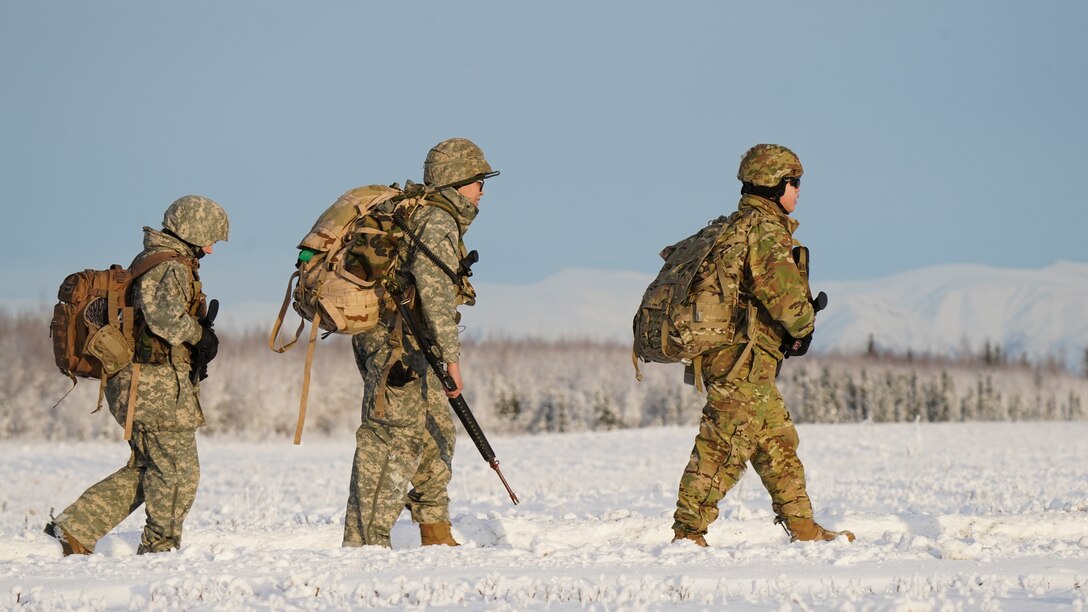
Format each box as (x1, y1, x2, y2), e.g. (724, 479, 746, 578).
(423, 138, 499, 187)
(737, 144, 804, 187)
(163, 195, 230, 247)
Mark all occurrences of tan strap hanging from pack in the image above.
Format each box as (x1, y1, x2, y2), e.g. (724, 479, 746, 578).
(725, 302, 760, 383)
(371, 313, 406, 421)
(124, 363, 141, 441)
(692, 354, 705, 393)
(93, 373, 107, 414)
(292, 310, 322, 445)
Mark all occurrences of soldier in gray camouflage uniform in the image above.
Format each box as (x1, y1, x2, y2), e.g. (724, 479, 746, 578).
(46, 196, 229, 556)
(671, 145, 854, 547)
(343, 138, 497, 548)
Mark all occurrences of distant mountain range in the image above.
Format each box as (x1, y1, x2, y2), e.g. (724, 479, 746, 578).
(9, 262, 1086, 367)
(459, 261, 1088, 367)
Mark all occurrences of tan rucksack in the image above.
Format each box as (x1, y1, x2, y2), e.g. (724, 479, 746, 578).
(632, 210, 763, 391)
(50, 252, 187, 412)
(269, 182, 460, 444)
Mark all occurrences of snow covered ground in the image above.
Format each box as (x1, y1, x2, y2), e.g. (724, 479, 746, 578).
(3, 422, 1087, 610)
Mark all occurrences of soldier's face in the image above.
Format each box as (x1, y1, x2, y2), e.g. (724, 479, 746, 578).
(780, 183, 799, 214)
(202, 244, 214, 255)
(457, 180, 485, 207)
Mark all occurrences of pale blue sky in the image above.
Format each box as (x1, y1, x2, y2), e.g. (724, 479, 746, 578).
(2, 2, 1086, 309)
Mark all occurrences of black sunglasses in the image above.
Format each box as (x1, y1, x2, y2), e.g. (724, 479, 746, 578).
(784, 176, 800, 188)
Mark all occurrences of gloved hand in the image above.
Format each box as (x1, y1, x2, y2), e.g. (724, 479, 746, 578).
(780, 291, 826, 359)
(188, 299, 219, 384)
(192, 323, 219, 361)
(781, 333, 812, 359)
(189, 322, 218, 383)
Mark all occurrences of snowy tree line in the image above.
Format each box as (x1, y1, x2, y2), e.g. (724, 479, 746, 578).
(2, 309, 1087, 441)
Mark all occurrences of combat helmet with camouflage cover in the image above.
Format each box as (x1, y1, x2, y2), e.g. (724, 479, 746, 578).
(737, 144, 803, 187)
(163, 195, 230, 247)
(423, 138, 499, 187)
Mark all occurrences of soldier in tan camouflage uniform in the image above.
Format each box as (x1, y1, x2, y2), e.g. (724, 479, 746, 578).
(46, 196, 229, 556)
(671, 145, 854, 546)
(343, 138, 497, 548)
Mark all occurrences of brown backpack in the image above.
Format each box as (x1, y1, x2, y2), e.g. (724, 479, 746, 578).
(50, 252, 187, 410)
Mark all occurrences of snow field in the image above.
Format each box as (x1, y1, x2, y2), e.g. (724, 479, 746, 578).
(2, 422, 1087, 609)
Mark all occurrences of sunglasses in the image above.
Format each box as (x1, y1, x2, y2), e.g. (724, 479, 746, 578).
(476, 179, 485, 189)
(784, 177, 800, 188)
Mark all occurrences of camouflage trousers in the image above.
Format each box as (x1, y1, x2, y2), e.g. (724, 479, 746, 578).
(344, 337, 457, 548)
(55, 429, 199, 554)
(673, 344, 813, 536)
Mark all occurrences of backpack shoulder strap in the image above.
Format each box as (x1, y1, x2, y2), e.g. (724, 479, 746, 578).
(124, 251, 197, 341)
(129, 251, 191, 279)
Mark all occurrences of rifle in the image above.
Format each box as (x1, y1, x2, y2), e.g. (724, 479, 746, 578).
(395, 295, 520, 505)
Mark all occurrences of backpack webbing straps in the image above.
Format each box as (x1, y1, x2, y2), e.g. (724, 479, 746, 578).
(93, 374, 107, 414)
(692, 354, 705, 394)
(725, 302, 760, 382)
(722, 217, 761, 383)
(107, 281, 120, 342)
(49, 373, 79, 412)
(292, 309, 321, 445)
(124, 363, 141, 441)
(129, 251, 191, 282)
(270, 270, 305, 353)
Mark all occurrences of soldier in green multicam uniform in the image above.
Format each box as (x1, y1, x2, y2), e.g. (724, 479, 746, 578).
(343, 138, 497, 548)
(671, 145, 855, 546)
(46, 195, 229, 556)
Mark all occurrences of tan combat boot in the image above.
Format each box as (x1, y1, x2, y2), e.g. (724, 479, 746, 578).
(44, 521, 92, 556)
(776, 517, 855, 543)
(419, 522, 460, 546)
(671, 529, 708, 547)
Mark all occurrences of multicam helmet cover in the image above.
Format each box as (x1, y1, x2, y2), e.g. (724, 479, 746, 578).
(737, 144, 803, 187)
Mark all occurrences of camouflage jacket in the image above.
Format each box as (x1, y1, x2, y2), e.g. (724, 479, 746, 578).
(105, 228, 206, 431)
(402, 185, 478, 364)
(735, 194, 815, 359)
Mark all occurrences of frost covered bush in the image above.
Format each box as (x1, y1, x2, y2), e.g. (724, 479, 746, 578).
(2, 309, 1086, 441)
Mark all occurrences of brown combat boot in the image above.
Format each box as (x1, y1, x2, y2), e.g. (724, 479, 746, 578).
(671, 529, 708, 547)
(419, 522, 460, 546)
(44, 521, 92, 556)
(776, 517, 855, 543)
